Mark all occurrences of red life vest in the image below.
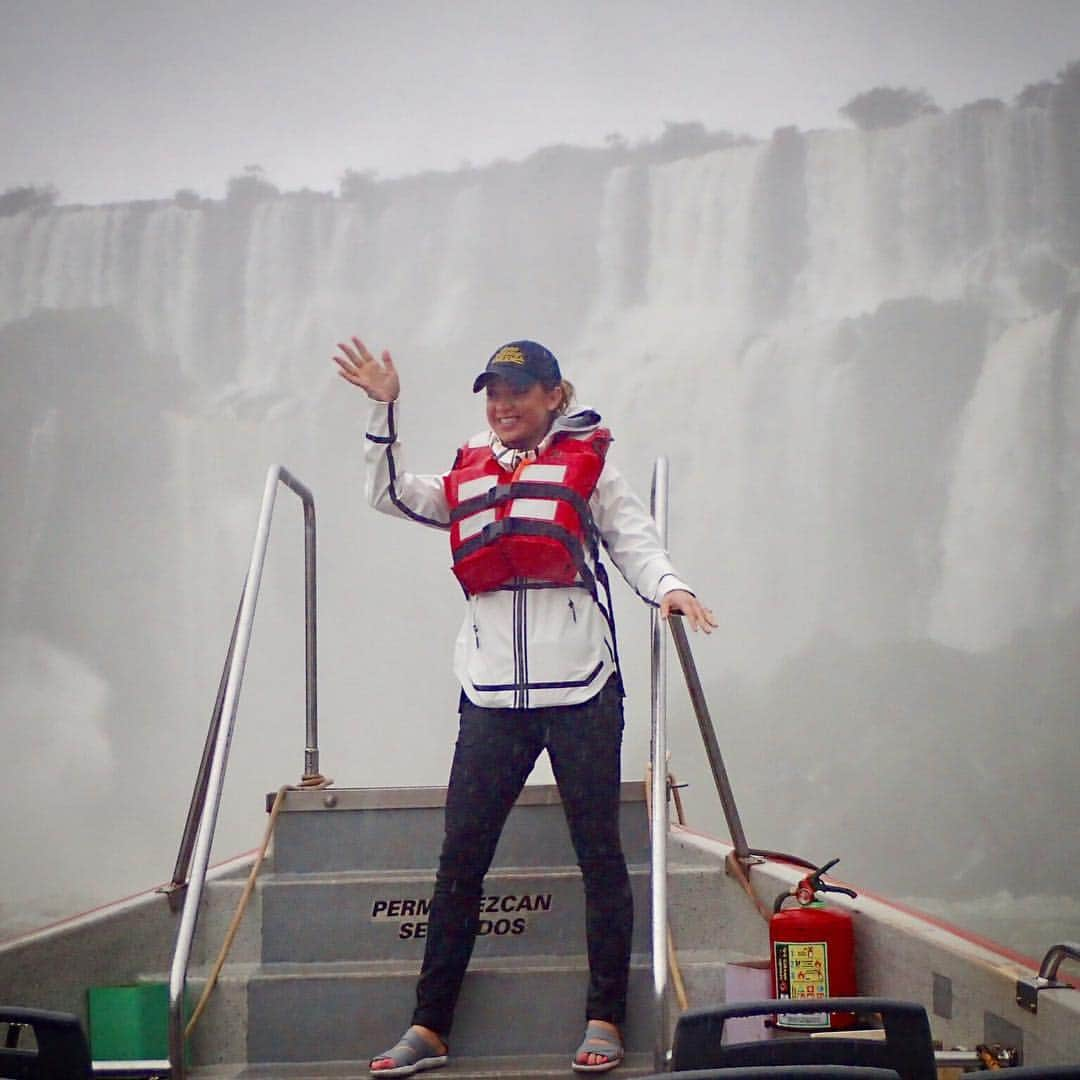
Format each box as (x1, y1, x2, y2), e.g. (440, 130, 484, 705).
(444, 430, 611, 595)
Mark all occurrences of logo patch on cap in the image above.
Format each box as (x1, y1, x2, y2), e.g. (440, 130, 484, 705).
(492, 345, 527, 366)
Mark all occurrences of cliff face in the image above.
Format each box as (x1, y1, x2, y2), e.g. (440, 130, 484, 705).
(1, 94, 1077, 924)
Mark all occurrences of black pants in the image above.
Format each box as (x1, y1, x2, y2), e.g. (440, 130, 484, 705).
(411, 676, 633, 1039)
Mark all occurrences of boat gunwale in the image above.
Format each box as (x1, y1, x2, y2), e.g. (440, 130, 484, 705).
(0, 849, 259, 950)
(670, 821, 1077, 984)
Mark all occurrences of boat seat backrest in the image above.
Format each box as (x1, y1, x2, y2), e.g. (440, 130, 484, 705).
(644, 1069, 901, 1080)
(671, 998, 936, 1080)
(0, 1006, 93, 1080)
(988, 1069, 1080, 1079)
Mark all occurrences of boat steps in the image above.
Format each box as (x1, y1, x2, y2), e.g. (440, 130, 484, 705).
(185, 1049, 656, 1078)
(169, 784, 754, 1075)
(0, 784, 760, 1075)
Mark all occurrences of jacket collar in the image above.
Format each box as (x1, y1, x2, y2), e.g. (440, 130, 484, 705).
(489, 406, 602, 469)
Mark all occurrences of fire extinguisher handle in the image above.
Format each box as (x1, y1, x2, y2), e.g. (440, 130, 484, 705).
(808, 859, 858, 900)
(818, 882, 858, 900)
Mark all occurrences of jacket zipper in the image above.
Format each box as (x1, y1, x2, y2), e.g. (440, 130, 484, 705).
(513, 581, 530, 708)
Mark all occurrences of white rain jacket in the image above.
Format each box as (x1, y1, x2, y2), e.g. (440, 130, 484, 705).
(365, 400, 691, 709)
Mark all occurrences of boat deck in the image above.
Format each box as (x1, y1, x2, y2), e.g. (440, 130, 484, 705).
(2, 786, 1078, 1076)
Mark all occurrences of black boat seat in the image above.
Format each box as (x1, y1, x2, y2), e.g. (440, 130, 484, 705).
(988, 1069, 1080, 1079)
(0, 1006, 93, 1079)
(644, 1069, 901, 1080)
(671, 998, 936, 1080)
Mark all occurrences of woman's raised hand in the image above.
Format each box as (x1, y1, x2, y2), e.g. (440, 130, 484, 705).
(333, 337, 400, 402)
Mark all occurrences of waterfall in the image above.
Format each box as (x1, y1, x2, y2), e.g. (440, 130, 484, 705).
(1, 95, 1077, 929)
(931, 301, 1080, 648)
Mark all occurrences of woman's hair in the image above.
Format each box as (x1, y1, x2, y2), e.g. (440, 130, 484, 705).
(552, 378, 576, 415)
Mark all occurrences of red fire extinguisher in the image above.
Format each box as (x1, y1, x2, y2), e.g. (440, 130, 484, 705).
(771, 858, 858, 1030)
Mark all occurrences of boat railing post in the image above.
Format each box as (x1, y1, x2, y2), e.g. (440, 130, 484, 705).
(649, 456, 670, 1071)
(650, 455, 755, 1067)
(279, 467, 319, 780)
(167, 465, 317, 1079)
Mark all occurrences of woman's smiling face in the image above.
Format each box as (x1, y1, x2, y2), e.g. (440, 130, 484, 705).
(484, 376, 564, 450)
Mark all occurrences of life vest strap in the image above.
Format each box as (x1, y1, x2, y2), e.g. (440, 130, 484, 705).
(453, 518, 598, 598)
(449, 481, 594, 531)
(488, 580, 593, 592)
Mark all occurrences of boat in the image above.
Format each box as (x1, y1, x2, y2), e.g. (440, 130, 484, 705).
(2, 463, 1077, 1078)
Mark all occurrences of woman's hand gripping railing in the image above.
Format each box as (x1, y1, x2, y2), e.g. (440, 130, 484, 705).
(166, 465, 322, 1080)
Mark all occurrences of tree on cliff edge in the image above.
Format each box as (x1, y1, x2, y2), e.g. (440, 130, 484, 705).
(226, 165, 279, 206)
(840, 86, 941, 130)
(0, 185, 58, 217)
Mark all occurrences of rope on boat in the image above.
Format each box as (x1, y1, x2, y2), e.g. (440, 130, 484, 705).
(726, 850, 773, 924)
(184, 771, 334, 1040)
(655, 760, 772, 925)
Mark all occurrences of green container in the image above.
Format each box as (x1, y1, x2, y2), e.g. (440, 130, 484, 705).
(88, 983, 188, 1062)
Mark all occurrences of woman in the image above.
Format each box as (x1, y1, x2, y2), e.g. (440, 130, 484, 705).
(333, 337, 716, 1075)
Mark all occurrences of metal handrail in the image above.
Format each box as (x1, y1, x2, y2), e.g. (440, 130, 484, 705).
(161, 593, 244, 909)
(167, 465, 317, 1079)
(648, 456, 670, 1072)
(1016, 941, 1080, 1012)
(648, 455, 755, 1066)
(667, 617, 751, 862)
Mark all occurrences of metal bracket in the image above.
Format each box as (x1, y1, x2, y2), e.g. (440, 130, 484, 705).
(155, 879, 187, 914)
(1016, 941, 1079, 1013)
(1016, 974, 1070, 1013)
(739, 853, 767, 867)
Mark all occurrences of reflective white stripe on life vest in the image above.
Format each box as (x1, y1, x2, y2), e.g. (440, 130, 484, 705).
(509, 498, 559, 521)
(455, 474, 499, 540)
(459, 508, 497, 540)
(516, 464, 566, 483)
(507, 463, 566, 521)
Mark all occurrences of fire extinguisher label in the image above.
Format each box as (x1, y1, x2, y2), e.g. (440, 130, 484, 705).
(774, 940, 830, 1028)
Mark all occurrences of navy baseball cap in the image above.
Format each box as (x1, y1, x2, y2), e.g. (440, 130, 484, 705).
(472, 340, 562, 393)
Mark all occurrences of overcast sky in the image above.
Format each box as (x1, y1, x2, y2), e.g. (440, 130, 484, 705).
(3, 0, 1079, 206)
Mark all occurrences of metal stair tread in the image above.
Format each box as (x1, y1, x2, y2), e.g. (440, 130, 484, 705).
(664, 946, 764, 962)
(150, 948, 738, 986)
(258, 861, 710, 890)
(249, 951, 657, 980)
(262, 864, 651, 886)
(139, 961, 261, 984)
(189, 1050, 656, 1078)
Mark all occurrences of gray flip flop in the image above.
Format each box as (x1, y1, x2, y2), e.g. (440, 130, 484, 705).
(369, 1028, 448, 1077)
(572, 1020, 624, 1073)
